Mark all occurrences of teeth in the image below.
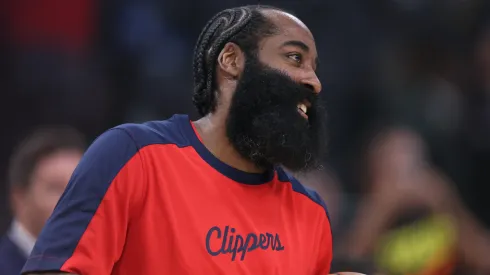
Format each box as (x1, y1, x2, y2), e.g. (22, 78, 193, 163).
(298, 103, 307, 114)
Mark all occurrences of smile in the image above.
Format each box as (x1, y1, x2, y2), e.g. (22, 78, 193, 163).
(297, 100, 311, 119)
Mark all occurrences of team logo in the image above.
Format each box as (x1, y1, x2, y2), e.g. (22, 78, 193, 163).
(205, 226, 285, 261)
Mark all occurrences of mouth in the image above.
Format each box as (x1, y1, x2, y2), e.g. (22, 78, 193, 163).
(297, 100, 311, 120)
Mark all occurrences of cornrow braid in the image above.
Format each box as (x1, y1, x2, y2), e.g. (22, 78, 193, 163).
(192, 5, 282, 117)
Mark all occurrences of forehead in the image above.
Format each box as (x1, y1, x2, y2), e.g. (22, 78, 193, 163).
(33, 150, 81, 176)
(260, 10, 317, 54)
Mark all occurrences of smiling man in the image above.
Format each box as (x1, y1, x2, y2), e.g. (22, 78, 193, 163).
(22, 5, 333, 275)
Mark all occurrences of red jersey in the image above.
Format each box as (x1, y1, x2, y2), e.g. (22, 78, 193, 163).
(22, 114, 332, 275)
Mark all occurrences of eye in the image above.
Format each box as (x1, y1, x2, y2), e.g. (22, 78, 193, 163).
(286, 53, 302, 64)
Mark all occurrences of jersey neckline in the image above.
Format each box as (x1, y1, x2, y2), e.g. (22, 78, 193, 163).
(175, 114, 275, 185)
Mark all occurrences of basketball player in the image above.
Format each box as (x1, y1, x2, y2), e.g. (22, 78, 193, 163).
(22, 5, 363, 275)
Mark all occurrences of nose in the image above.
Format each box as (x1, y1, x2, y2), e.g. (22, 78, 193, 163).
(300, 71, 322, 94)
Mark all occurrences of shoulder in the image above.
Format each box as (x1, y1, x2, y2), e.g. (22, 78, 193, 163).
(0, 235, 26, 274)
(72, 115, 192, 185)
(276, 168, 330, 220)
(0, 234, 18, 255)
(109, 114, 192, 151)
(73, 115, 193, 183)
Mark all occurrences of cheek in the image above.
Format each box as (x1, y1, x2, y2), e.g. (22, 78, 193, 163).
(271, 64, 300, 80)
(32, 186, 64, 214)
(256, 52, 296, 76)
(33, 199, 59, 225)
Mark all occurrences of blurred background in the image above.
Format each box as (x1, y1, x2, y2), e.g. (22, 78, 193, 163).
(1, 0, 490, 274)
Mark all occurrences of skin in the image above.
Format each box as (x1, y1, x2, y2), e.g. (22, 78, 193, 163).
(11, 149, 82, 238)
(194, 9, 321, 174)
(26, 10, 332, 275)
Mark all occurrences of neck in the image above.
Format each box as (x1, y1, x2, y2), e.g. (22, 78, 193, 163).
(193, 112, 265, 174)
(12, 200, 41, 238)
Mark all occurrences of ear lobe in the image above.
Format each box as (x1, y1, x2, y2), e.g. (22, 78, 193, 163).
(217, 42, 243, 78)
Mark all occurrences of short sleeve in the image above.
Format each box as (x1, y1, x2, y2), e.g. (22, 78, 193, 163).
(277, 169, 333, 274)
(309, 188, 333, 275)
(315, 217, 333, 275)
(22, 128, 146, 275)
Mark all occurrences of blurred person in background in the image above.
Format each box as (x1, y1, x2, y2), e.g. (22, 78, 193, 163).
(0, 127, 85, 275)
(337, 128, 490, 275)
(0, 0, 109, 231)
(327, 2, 490, 273)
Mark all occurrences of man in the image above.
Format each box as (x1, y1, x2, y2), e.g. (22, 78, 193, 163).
(22, 5, 336, 275)
(0, 127, 85, 275)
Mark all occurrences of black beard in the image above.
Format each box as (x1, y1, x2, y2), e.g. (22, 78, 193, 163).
(225, 55, 328, 173)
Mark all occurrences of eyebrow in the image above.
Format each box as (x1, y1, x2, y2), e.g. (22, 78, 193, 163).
(280, 40, 320, 70)
(281, 40, 310, 52)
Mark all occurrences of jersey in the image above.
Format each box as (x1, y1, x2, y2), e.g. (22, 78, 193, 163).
(21, 114, 332, 275)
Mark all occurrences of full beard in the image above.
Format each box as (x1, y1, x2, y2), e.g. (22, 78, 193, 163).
(225, 55, 328, 173)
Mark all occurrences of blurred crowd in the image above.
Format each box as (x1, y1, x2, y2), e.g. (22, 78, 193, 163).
(1, 0, 490, 274)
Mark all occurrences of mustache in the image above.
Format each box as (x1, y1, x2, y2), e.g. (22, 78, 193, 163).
(241, 65, 320, 111)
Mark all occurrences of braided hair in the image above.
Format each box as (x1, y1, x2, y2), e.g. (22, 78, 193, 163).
(192, 5, 282, 117)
